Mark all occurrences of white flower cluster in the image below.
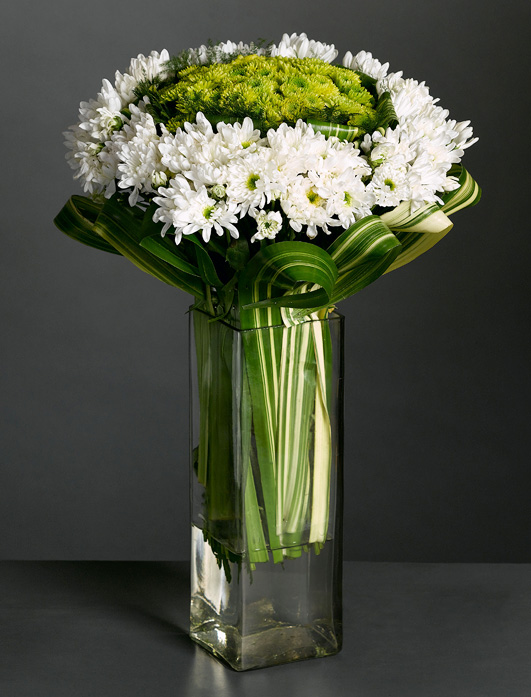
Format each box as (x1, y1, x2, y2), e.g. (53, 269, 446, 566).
(64, 36, 478, 244)
(187, 32, 338, 65)
(344, 50, 478, 211)
(153, 114, 372, 242)
(64, 50, 170, 197)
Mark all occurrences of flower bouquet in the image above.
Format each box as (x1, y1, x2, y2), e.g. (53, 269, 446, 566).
(55, 33, 480, 670)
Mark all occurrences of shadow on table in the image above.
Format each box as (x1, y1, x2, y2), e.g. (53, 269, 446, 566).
(26, 561, 192, 646)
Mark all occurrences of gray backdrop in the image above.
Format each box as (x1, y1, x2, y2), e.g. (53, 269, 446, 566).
(1, 0, 529, 561)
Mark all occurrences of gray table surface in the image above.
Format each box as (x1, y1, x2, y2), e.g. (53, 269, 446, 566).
(0, 561, 529, 696)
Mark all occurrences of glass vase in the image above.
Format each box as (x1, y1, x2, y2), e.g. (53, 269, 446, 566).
(189, 307, 344, 671)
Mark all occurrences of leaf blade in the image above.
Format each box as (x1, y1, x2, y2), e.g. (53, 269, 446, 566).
(441, 165, 482, 216)
(327, 215, 402, 302)
(54, 196, 122, 255)
(238, 241, 338, 327)
(93, 196, 205, 297)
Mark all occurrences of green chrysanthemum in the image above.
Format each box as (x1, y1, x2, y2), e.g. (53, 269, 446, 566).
(144, 55, 379, 134)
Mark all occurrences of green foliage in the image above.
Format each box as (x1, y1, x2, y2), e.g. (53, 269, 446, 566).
(145, 55, 379, 134)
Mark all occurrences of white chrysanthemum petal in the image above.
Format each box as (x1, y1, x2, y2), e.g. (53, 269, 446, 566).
(153, 177, 240, 243)
(225, 149, 282, 216)
(64, 125, 118, 196)
(111, 102, 167, 205)
(342, 50, 389, 81)
(368, 160, 410, 208)
(271, 33, 338, 62)
(250, 210, 283, 242)
(115, 49, 170, 104)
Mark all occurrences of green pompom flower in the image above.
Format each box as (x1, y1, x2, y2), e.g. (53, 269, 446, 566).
(143, 55, 379, 134)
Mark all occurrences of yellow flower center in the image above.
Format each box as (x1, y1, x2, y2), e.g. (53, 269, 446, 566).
(306, 188, 323, 206)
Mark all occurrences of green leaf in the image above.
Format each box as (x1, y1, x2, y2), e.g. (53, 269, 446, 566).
(327, 215, 402, 302)
(247, 287, 330, 310)
(54, 196, 122, 255)
(238, 242, 338, 328)
(441, 165, 482, 216)
(203, 114, 245, 127)
(380, 166, 481, 275)
(275, 320, 315, 551)
(307, 120, 359, 142)
(309, 314, 334, 544)
(92, 195, 205, 297)
(381, 202, 453, 274)
(374, 91, 398, 130)
(187, 235, 223, 287)
(355, 70, 378, 92)
(379, 201, 445, 232)
(139, 234, 201, 277)
(226, 237, 250, 271)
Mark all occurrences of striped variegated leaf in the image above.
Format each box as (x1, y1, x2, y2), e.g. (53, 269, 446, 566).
(308, 308, 334, 546)
(275, 320, 315, 552)
(93, 196, 205, 297)
(355, 71, 378, 91)
(381, 203, 453, 274)
(237, 244, 339, 560)
(241, 319, 284, 561)
(382, 166, 480, 273)
(238, 241, 338, 329)
(54, 196, 122, 255)
(441, 165, 482, 215)
(327, 215, 402, 303)
(237, 243, 336, 559)
(374, 91, 399, 130)
(307, 120, 359, 142)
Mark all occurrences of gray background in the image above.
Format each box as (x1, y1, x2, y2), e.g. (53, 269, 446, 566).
(1, 0, 529, 561)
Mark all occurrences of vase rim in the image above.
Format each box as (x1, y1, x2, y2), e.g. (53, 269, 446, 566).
(189, 306, 344, 333)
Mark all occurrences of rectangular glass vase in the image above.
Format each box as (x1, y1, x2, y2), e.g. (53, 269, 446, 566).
(189, 308, 344, 671)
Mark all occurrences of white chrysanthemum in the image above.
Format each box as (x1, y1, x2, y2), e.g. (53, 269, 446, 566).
(158, 113, 232, 182)
(158, 127, 187, 175)
(375, 70, 405, 97)
(114, 50, 170, 105)
(112, 103, 166, 206)
(342, 50, 389, 81)
(324, 173, 375, 227)
(448, 119, 479, 152)
(78, 79, 123, 140)
(271, 32, 338, 63)
(187, 40, 265, 66)
(305, 141, 372, 219)
(225, 150, 282, 216)
(66, 50, 170, 196)
(153, 175, 239, 243)
(355, 65, 478, 210)
(405, 152, 449, 209)
(217, 117, 266, 155)
(267, 119, 323, 153)
(250, 210, 283, 242)
(282, 176, 340, 238)
(389, 78, 435, 122)
(310, 137, 371, 182)
(64, 125, 118, 197)
(266, 122, 375, 236)
(362, 126, 415, 165)
(182, 111, 217, 142)
(266, 120, 329, 181)
(187, 45, 209, 65)
(368, 160, 410, 208)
